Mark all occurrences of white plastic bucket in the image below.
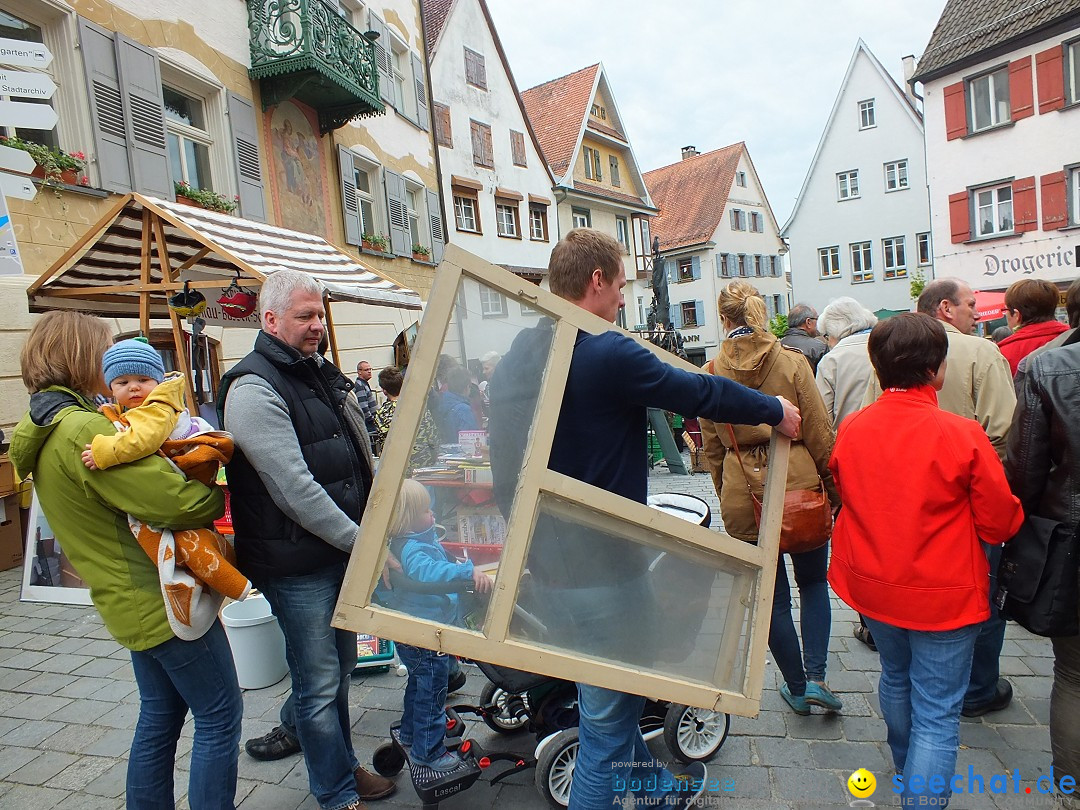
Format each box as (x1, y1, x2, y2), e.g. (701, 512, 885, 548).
(220, 595, 289, 689)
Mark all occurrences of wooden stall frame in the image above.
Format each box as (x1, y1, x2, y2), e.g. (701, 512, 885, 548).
(335, 244, 788, 714)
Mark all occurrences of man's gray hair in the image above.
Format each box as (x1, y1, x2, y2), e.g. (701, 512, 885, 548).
(917, 278, 966, 315)
(788, 303, 816, 329)
(818, 297, 878, 342)
(259, 269, 323, 322)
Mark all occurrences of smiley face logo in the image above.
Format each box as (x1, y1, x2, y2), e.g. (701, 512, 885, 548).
(848, 768, 876, 798)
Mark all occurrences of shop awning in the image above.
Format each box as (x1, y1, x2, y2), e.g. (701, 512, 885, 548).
(974, 290, 1007, 321)
(27, 193, 423, 318)
(873, 307, 909, 320)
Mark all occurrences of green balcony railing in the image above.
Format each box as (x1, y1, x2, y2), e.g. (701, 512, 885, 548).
(248, 0, 384, 133)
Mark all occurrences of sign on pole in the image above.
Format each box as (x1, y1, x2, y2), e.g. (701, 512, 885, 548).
(0, 69, 56, 99)
(0, 144, 35, 175)
(0, 171, 37, 201)
(0, 37, 52, 70)
(0, 193, 26, 275)
(0, 99, 58, 130)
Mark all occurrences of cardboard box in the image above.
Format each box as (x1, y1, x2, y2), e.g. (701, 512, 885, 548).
(0, 454, 15, 498)
(0, 494, 24, 572)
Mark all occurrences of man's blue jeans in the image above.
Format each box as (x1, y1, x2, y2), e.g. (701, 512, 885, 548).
(396, 643, 451, 766)
(965, 544, 1006, 708)
(127, 619, 243, 809)
(770, 543, 831, 695)
(569, 684, 691, 810)
(257, 563, 360, 810)
(865, 617, 980, 809)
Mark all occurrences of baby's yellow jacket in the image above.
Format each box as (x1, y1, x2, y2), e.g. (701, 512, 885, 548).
(90, 374, 185, 469)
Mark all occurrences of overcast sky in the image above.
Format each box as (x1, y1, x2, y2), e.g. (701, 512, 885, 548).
(485, 0, 947, 226)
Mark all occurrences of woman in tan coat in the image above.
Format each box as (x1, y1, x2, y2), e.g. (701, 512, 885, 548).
(700, 281, 842, 715)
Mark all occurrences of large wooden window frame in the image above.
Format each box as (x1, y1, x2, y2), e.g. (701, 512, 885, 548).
(334, 245, 790, 714)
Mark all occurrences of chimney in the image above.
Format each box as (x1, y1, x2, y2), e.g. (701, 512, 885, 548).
(681, 145, 699, 160)
(902, 55, 918, 104)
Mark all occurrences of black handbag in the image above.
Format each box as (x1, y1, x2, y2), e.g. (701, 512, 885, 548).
(994, 515, 1079, 637)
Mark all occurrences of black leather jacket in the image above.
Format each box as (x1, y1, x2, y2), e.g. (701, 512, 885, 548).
(1006, 331, 1080, 530)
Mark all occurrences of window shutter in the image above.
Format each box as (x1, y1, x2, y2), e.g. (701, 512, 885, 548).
(433, 102, 452, 147)
(775, 256, 783, 277)
(383, 168, 410, 255)
(715, 253, 723, 277)
(949, 191, 970, 243)
(227, 92, 266, 222)
(1036, 46, 1065, 114)
(78, 19, 132, 193)
(1012, 176, 1038, 232)
(729, 209, 736, 229)
(412, 53, 428, 130)
(1009, 57, 1034, 121)
(482, 125, 493, 168)
(727, 253, 737, 277)
(116, 35, 171, 199)
(470, 121, 483, 165)
(694, 301, 705, 326)
(1040, 171, 1068, 230)
(427, 188, 445, 263)
(691, 255, 701, 280)
(943, 81, 967, 140)
(510, 131, 526, 166)
(338, 146, 361, 246)
(670, 304, 682, 329)
(369, 12, 394, 106)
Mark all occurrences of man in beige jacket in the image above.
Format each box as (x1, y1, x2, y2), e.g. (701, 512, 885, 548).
(867, 277, 1016, 717)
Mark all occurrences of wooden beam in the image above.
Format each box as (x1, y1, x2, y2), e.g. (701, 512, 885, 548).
(323, 295, 341, 368)
(139, 209, 152, 336)
(153, 214, 197, 413)
(26, 193, 135, 296)
(42, 277, 258, 297)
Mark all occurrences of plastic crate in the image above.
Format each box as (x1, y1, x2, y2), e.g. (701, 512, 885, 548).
(355, 634, 396, 672)
(213, 487, 233, 536)
(441, 541, 503, 565)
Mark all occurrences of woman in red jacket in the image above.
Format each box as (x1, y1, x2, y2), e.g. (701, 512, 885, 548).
(828, 313, 1023, 809)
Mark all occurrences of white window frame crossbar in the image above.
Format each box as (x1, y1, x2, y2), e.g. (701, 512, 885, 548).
(884, 160, 908, 192)
(837, 171, 859, 200)
(974, 183, 1013, 237)
(850, 241, 873, 283)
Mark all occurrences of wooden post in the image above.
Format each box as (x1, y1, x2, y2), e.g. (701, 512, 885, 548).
(323, 295, 342, 369)
(138, 208, 152, 337)
(152, 214, 198, 412)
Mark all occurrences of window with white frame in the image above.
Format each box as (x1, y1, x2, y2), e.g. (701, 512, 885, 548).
(478, 286, 507, 317)
(975, 183, 1013, 236)
(737, 254, 750, 276)
(859, 99, 876, 129)
(529, 204, 548, 240)
(405, 183, 426, 250)
(680, 301, 700, 327)
(353, 160, 379, 237)
(1068, 167, 1080, 227)
(572, 208, 591, 229)
(882, 237, 907, 279)
(730, 208, 746, 230)
(637, 297, 645, 328)
(968, 67, 1010, 132)
(884, 160, 908, 192)
(164, 85, 214, 191)
(1067, 38, 1080, 105)
(615, 216, 629, 252)
(750, 211, 763, 232)
(850, 241, 873, 282)
(754, 255, 764, 276)
(818, 247, 840, 279)
(454, 191, 479, 233)
(837, 170, 860, 200)
(496, 200, 519, 237)
(736, 171, 747, 187)
(391, 37, 417, 123)
(917, 232, 932, 265)
(0, 10, 59, 150)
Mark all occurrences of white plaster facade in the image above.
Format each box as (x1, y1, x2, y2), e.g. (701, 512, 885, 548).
(425, 0, 555, 276)
(783, 42, 930, 315)
(918, 26, 1080, 291)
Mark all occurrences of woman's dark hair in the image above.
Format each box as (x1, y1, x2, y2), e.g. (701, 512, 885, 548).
(378, 366, 404, 396)
(868, 312, 948, 389)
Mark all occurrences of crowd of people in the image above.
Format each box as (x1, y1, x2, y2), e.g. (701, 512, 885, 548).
(6, 227, 1078, 810)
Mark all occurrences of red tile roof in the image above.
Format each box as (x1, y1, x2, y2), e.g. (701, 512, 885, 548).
(521, 64, 599, 180)
(643, 144, 745, 251)
(421, 0, 455, 57)
(571, 181, 652, 209)
(586, 120, 626, 142)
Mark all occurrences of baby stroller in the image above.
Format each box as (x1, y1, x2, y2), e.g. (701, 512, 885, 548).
(373, 493, 730, 808)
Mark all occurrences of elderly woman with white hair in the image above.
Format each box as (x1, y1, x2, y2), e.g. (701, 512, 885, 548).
(815, 298, 879, 429)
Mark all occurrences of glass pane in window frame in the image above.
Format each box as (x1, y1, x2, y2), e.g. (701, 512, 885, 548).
(334, 246, 792, 715)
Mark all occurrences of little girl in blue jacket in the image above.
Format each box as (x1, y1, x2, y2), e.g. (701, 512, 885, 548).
(381, 479, 491, 772)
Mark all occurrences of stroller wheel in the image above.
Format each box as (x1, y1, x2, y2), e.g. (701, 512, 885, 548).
(479, 682, 530, 734)
(534, 727, 578, 808)
(663, 704, 730, 763)
(372, 741, 406, 776)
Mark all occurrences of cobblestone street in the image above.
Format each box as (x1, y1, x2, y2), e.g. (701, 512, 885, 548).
(0, 462, 1058, 809)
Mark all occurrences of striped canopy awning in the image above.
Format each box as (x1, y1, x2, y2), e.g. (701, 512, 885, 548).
(27, 193, 423, 317)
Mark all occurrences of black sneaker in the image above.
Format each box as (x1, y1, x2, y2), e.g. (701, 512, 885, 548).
(244, 726, 301, 760)
(447, 668, 467, 696)
(961, 678, 1013, 717)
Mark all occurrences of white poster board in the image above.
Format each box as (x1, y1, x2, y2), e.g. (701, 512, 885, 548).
(20, 490, 93, 606)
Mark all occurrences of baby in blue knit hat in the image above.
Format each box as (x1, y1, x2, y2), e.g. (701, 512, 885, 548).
(80, 337, 251, 639)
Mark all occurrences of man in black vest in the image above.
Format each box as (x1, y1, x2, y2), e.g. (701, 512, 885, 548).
(218, 270, 394, 810)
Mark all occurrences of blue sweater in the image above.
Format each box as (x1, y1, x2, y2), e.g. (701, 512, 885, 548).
(536, 330, 782, 585)
(377, 525, 474, 623)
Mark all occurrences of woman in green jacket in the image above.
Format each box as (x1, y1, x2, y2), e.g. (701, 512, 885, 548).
(10, 311, 242, 810)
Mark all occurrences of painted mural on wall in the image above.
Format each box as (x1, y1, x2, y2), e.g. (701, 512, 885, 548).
(266, 101, 331, 239)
